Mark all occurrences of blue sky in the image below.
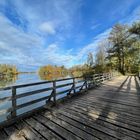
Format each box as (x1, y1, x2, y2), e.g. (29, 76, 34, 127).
(0, 0, 140, 70)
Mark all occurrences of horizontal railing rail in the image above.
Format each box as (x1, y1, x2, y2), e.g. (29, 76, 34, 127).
(0, 72, 118, 127)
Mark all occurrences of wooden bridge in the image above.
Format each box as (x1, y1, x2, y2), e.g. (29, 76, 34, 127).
(0, 73, 140, 140)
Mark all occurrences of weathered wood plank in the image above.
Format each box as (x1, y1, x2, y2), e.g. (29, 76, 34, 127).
(0, 130, 8, 140)
(41, 111, 118, 140)
(33, 114, 82, 140)
(72, 95, 140, 115)
(69, 98, 140, 120)
(4, 125, 26, 140)
(15, 120, 46, 140)
(25, 117, 62, 140)
(67, 102, 140, 126)
(62, 105, 140, 133)
(56, 109, 138, 140)
(41, 112, 99, 140)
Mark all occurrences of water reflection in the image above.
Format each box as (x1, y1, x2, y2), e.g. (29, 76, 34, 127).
(39, 72, 69, 81)
(0, 72, 70, 88)
(0, 74, 18, 88)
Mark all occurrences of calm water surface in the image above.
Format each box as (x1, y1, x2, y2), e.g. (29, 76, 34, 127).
(0, 73, 82, 122)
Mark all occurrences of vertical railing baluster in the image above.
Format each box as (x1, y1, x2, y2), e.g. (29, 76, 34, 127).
(107, 73, 109, 80)
(85, 78, 88, 91)
(109, 73, 111, 79)
(73, 78, 76, 94)
(103, 73, 105, 82)
(11, 86, 16, 118)
(53, 81, 56, 103)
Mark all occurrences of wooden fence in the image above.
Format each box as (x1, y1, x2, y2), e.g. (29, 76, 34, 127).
(0, 72, 118, 127)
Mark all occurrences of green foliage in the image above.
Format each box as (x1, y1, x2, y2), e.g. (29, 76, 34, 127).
(81, 21, 140, 75)
(106, 22, 140, 74)
(0, 64, 18, 88)
(95, 41, 107, 73)
(0, 64, 18, 76)
(129, 22, 140, 35)
(38, 65, 68, 80)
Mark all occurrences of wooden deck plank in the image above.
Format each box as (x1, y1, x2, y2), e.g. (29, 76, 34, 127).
(33, 114, 82, 140)
(25, 117, 63, 140)
(67, 98, 140, 121)
(67, 103, 140, 127)
(4, 125, 26, 140)
(84, 91, 140, 104)
(40, 112, 99, 140)
(0, 130, 9, 140)
(41, 111, 118, 140)
(15, 120, 46, 140)
(61, 106, 140, 135)
(56, 109, 136, 140)
(73, 97, 140, 116)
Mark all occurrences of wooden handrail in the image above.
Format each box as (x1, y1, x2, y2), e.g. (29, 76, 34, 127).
(0, 72, 118, 127)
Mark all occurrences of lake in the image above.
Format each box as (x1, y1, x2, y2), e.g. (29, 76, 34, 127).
(0, 73, 82, 123)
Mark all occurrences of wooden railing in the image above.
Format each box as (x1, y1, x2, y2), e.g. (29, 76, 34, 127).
(0, 72, 118, 127)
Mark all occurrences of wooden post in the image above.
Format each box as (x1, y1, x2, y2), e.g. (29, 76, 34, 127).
(53, 81, 56, 103)
(92, 74, 95, 86)
(73, 78, 76, 94)
(107, 73, 109, 80)
(102, 73, 105, 82)
(111, 72, 113, 78)
(11, 86, 17, 118)
(85, 79, 88, 90)
(101, 73, 103, 82)
(109, 73, 111, 79)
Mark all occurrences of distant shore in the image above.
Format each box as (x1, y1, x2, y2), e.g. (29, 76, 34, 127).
(18, 72, 36, 74)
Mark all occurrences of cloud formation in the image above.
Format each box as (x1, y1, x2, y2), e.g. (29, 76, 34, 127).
(0, 0, 140, 69)
(39, 22, 56, 35)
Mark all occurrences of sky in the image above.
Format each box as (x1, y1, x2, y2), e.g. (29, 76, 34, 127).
(0, 0, 140, 70)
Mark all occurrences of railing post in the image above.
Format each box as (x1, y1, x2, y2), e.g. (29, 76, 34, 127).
(53, 81, 56, 103)
(109, 73, 111, 79)
(73, 78, 76, 94)
(11, 86, 17, 118)
(102, 73, 105, 82)
(85, 78, 88, 90)
(107, 73, 109, 80)
(110, 73, 112, 79)
(111, 73, 113, 79)
(93, 74, 95, 86)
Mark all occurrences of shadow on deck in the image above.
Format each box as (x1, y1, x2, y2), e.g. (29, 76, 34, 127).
(0, 76, 140, 140)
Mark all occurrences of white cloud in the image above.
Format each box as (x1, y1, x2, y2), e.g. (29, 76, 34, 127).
(11, 0, 83, 36)
(39, 22, 56, 35)
(0, 13, 43, 64)
(39, 43, 75, 67)
(0, 11, 75, 67)
(0, 0, 140, 69)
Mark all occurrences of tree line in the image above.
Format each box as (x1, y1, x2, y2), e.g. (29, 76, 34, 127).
(70, 21, 140, 76)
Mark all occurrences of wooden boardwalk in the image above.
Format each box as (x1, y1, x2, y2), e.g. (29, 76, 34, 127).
(0, 75, 140, 140)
